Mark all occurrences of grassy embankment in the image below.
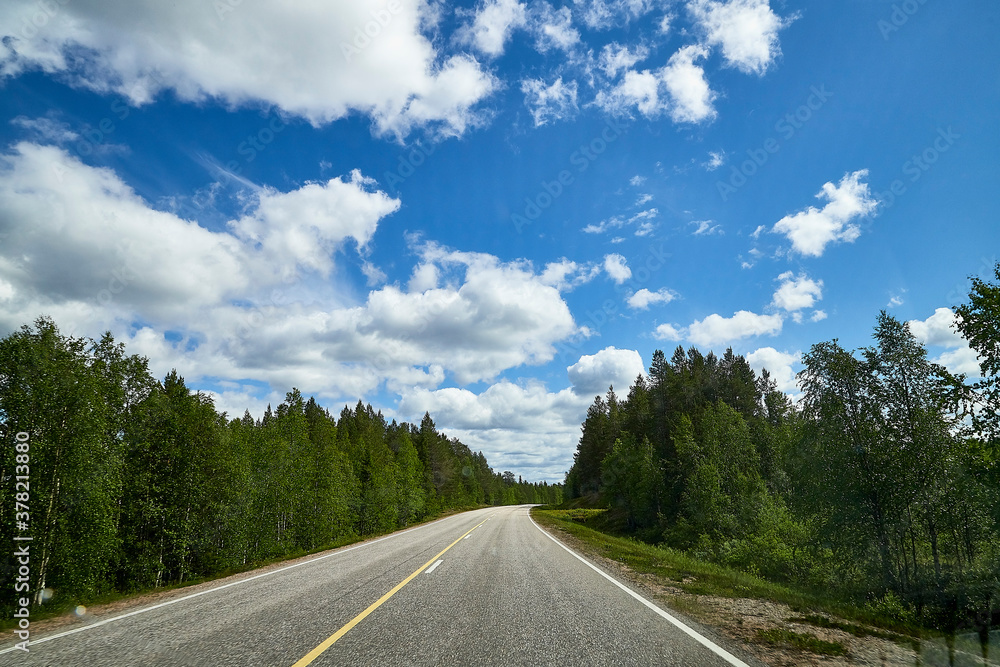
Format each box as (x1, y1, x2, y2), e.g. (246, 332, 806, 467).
(531, 506, 929, 658)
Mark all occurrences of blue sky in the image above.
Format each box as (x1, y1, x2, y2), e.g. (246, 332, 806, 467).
(1, 0, 997, 482)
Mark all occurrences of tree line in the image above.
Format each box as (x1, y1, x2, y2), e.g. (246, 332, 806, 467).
(565, 265, 1000, 633)
(0, 319, 561, 618)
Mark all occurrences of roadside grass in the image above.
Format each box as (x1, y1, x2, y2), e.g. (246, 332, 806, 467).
(788, 614, 920, 651)
(756, 628, 849, 656)
(531, 507, 925, 647)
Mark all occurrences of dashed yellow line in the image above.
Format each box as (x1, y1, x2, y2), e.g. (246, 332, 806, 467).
(290, 517, 489, 667)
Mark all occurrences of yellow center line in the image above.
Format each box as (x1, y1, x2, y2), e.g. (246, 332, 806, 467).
(290, 517, 489, 667)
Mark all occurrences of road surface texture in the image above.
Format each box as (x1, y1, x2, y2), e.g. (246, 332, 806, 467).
(1, 505, 762, 666)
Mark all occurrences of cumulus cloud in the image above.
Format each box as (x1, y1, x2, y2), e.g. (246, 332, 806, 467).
(935, 346, 981, 377)
(399, 381, 589, 482)
(654, 323, 683, 341)
(595, 68, 664, 117)
(603, 253, 632, 284)
(594, 43, 715, 124)
(661, 44, 717, 123)
(397, 346, 644, 481)
(771, 271, 823, 312)
(229, 169, 400, 277)
(772, 170, 878, 257)
(521, 77, 579, 127)
(908, 307, 981, 376)
(627, 288, 677, 310)
(567, 346, 645, 396)
(687, 310, 783, 347)
(539, 258, 600, 291)
(533, 4, 581, 52)
(458, 0, 527, 57)
(598, 42, 649, 78)
(0, 143, 583, 397)
(0, 143, 254, 323)
(688, 0, 793, 75)
(746, 347, 801, 394)
(909, 307, 962, 347)
(0, 0, 497, 138)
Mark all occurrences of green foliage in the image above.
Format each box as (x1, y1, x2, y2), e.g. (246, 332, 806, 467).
(955, 261, 1000, 439)
(0, 319, 561, 619)
(563, 289, 1000, 636)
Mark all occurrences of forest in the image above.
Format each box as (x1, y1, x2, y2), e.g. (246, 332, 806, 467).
(565, 265, 1000, 634)
(0, 319, 560, 620)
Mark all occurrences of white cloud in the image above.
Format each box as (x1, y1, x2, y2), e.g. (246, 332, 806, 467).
(595, 68, 664, 117)
(408, 262, 440, 292)
(361, 261, 387, 286)
(811, 310, 827, 322)
(691, 219, 722, 235)
(0, 143, 585, 396)
(458, 0, 527, 57)
(229, 169, 400, 277)
(0, 143, 253, 323)
(771, 271, 823, 312)
(567, 346, 645, 396)
(658, 13, 674, 34)
(534, 4, 581, 52)
(688, 0, 793, 75)
(539, 259, 600, 291)
(629, 174, 646, 186)
(772, 170, 878, 257)
(0, 0, 497, 139)
(599, 42, 649, 78)
(399, 380, 590, 482)
(746, 347, 800, 394)
(935, 346, 981, 377)
(594, 44, 715, 123)
(908, 308, 962, 348)
(584, 208, 658, 235)
(687, 310, 783, 347)
(654, 323, 683, 341)
(703, 150, 726, 170)
(661, 44, 717, 123)
(577, 0, 657, 29)
(909, 308, 980, 377)
(11, 115, 78, 143)
(521, 77, 579, 127)
(400, 380, 585, 433)
(603, 253, 632, 284)
(627, 288, 677, 310)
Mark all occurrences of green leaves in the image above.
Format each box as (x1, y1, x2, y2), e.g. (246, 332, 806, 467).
(1, 318, 561, 620)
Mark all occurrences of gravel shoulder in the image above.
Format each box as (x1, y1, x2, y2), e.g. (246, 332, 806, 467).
(535, 520, 926, 667)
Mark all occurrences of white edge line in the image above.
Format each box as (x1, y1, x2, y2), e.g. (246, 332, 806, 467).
(425, 559, 444, 574)
(528, 514, 751, 667)
(0, 508, 492, 655)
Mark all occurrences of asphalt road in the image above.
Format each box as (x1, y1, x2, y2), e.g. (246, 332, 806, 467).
(1, 505, 759, 666)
